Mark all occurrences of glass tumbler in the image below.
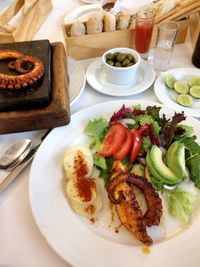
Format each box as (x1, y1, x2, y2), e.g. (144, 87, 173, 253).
(135, 10, 155, 60)
(153, 21, 180, 73)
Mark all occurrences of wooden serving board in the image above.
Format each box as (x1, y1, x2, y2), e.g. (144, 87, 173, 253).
(0, 42, 70, 134)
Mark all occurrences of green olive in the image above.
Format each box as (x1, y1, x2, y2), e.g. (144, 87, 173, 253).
(122, 59, 130, 67)
(115, 62, 122, 67)
(117, 53, 126, 62)
(106, 53, 114, 60)
(107, 60, 114, 66)
(105, 51, 136, 68)
(127, 54, 135, 62)
(113, 52, 119, 60)
(127, 62, 134, 67)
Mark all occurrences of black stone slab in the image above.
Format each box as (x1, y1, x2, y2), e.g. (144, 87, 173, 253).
(0, 39, 51, 112)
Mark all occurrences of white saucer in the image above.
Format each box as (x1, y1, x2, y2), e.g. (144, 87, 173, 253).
(154, 67, 200, 118)
(86, 58, 155, 96)
(67, 57, 86, 106)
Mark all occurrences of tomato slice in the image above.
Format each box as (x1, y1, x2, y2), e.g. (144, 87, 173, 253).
(130, 129, 142, 163)
(113, 128, 132, 160)
(99, 123, 126, 157)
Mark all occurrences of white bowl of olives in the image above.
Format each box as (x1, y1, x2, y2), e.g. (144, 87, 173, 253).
(102, 47, 141, 85)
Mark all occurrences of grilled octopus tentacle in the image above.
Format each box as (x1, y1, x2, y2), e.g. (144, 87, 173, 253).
(0, 50, 44, 90)
(126, 174, 163, 226)
(109, 161, 153, 245)
(115, 181, 153, 246)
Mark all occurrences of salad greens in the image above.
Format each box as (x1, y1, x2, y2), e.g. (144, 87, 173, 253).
(84, 104, 200, 223)
(84, 118, 108, 171)
(174, 134, 200, 189)
(165, 187, 196, 224)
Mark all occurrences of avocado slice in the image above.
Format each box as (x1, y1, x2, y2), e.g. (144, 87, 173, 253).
(146, 152, 164, 189)
(166, 141, 188, 180)
(149, 145, 182, 185)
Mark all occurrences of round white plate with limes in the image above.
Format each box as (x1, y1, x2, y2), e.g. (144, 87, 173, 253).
(154, 68, 200, 118)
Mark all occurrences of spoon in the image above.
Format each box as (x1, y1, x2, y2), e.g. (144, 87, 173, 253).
(0, 139, 32, 171)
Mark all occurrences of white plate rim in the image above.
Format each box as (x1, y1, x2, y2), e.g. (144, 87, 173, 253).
(29, 100, 200, 267)
(86, 58, 155, 96)
(154, 67, 200, 118)
(68, 56, 86, 106)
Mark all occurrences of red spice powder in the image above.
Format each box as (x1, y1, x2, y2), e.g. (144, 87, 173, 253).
(74, 151, 89, 178)
(76, 178, 95, 202)
(85, 204, 96, 215)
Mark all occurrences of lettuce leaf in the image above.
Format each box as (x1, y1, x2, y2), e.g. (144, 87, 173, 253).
(174, 135, 200, 189)
(84, 117, 108, 170)
(84, 117, 108, 142)
(146, 105, 162, 123)
(165, 187, 196, 224)
(187, 155, 200, 189)
(178, 124, 194, 136)
(135, 114, 161, 137)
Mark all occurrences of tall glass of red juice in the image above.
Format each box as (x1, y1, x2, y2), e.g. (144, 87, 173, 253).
(135, 11, 155, 60)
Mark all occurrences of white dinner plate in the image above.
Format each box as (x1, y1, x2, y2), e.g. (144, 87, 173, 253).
(68, 57, 86, 106)
(29, 100, 200, 267)
(86, 58, 155, 96)
(154, 67, 200, 118)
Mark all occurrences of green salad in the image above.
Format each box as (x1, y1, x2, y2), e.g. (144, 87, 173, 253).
(84, 104, 200, 224)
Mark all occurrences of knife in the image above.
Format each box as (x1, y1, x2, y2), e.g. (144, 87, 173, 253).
(0, 129, 52, 192)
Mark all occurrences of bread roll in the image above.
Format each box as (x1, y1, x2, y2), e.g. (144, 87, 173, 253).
(86, 17, 103, 34)
(69, 22, 86, 37)
(128, 15, 135, 30)
(116, 11, 131, 30)
(103, 12, 116, 32)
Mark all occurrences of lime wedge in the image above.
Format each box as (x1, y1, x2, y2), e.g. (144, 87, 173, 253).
(177, 94, 193, 107)
(190, 86, 200, 98)
(174, 81, 189, 94)
(189, 76, 200, 87)
(165, 75, 176, 88)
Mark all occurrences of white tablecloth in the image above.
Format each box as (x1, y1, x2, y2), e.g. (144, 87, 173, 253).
(0, 1, 196, 267)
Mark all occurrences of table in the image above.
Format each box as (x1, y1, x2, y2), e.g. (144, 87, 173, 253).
(0, 1, 196, 267)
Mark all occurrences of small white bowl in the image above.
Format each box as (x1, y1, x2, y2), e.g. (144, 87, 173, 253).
(102, 47, 141, 85)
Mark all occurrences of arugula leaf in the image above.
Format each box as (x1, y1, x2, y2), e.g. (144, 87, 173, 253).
(165, 187, 196, 224)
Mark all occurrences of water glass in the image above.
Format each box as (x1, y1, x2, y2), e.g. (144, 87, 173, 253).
(135, 10, 155, 60)
(153, 21, 180, 73)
